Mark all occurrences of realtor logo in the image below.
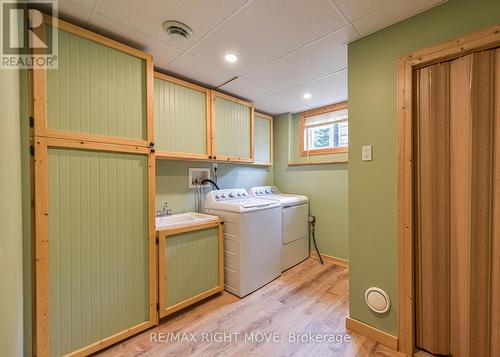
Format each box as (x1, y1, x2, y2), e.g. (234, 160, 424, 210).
(1, 0, 58, 69)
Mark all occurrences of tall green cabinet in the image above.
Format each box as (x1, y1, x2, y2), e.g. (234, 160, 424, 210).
(32, 16, 156, 357)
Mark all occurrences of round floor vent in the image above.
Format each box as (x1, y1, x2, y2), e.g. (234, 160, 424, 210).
(365, 287, 391, 314)
(162, 21, 193, 44)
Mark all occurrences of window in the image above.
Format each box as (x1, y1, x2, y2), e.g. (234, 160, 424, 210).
(300, 102, 348, 156)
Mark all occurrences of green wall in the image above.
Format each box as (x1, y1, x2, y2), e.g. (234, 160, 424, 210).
(348, 0, 500, 335)
(273, 113, 349, 259)
(156, 161, 273, 213)
(0, 67, 24, 356)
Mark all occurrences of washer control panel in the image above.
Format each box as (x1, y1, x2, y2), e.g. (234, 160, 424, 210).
(210, 189, 249, 201)
(251, 186, 280, 196)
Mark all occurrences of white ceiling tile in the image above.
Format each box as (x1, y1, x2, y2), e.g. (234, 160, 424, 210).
(252, 93, 300, 115)
(243, 25, 356, 92)
(283, 104, 312, 114)
(71, 0, 97, 10)
(40, 0, 93, 26)
(306, 95, 348, 109)
(94, 0, 246, 47)
(167, 54, 235, 88)
(333, 0, 397, 22)
(218, 77, 273, 102)
(189, 0, 349, 75)
(88, 13, 183, 67)
(353, 0, 446, 36)
(280, 70, 347, 106)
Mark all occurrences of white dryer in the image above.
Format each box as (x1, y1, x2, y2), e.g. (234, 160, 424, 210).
(251, 186, 309, 271)
(204, 189, 282, 297)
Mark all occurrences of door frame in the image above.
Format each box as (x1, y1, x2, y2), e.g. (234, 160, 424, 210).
(396, 24, 500, 355)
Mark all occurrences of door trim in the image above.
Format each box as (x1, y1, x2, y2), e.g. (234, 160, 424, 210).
(397, 24, 500, 356)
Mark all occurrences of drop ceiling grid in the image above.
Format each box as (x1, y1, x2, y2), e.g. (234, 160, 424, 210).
(54, 0, 447, 114)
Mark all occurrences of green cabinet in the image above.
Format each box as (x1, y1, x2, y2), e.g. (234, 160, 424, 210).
(158, 221, 223, 318)
(211, 91, 254, 163)
(39, 20, 153, 147)
(253, 112, 273, 165)
(154, 72, 211, 160)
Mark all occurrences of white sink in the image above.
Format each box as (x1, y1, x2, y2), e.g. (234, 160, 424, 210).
(155, 212, 219, 229)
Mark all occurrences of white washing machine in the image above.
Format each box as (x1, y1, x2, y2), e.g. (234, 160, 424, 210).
(204, 189, 282, 297)
(251, 186, 309, 271)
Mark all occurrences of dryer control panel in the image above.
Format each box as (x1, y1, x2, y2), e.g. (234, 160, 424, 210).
(251, 186, 280, 196)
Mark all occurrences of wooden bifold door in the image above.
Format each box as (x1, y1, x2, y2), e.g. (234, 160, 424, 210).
(414, 47, 499, 356)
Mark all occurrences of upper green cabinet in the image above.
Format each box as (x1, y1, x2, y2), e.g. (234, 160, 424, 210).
(36, 18, 153, 147)
(211, 91, 254, 163)
(254, 112, 273, 165)
(154, 72, 211, 160)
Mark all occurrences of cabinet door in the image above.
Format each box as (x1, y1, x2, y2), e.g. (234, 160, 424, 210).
(35, 17, 153, 147)
(154, 73, 211, 159)
(211, 91, 254, 162)
(158, 222, 223, 318)
(254, 112, 273, 165)
(34, 139, 157, 357)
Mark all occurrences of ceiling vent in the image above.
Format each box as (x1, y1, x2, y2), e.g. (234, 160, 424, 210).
(162, 21, 193, 44)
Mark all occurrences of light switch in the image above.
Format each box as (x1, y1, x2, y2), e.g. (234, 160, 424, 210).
(362, 145, 372, 161)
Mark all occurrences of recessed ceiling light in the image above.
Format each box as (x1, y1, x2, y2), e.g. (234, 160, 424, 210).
(225, 53, 238, 63)
(303, 93, 312, 99)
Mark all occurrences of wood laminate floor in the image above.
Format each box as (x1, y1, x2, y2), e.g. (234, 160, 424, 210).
(96, 258, 403, 357)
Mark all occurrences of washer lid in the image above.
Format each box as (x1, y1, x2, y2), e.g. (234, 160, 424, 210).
(257, 194, 308, 206)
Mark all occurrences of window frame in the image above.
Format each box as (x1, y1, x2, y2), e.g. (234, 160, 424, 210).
(299, 101, 348, 156)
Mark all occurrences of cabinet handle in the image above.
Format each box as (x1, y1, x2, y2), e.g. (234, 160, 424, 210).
(151, 148, 155, 153)
(150, 142, 154, 147)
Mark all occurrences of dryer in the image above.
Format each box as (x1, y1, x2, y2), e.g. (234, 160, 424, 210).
(204, 189, 282, 297)
(251, 186, 309, 271)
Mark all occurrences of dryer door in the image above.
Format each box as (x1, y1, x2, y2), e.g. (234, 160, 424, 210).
(283, 203, 309, 244)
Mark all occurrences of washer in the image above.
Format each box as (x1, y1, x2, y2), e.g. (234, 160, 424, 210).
(251, 186, 309, 271)
(204, 189, 282, 297)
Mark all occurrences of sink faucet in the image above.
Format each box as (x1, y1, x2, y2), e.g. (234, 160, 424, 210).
(156, 202, 172, 217)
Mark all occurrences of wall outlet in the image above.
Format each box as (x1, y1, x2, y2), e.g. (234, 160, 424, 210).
(362, 145, 372, 161)
(189, 168, 210, 189)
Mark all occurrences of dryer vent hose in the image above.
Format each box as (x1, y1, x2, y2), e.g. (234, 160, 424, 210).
(309, 215, 324, 265)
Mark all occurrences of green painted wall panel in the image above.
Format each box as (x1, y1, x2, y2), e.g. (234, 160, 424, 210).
(164, 227, 219, 307)
(348, 0, 500, 335)
(48, 148, 149, 356)
(214, 97, 251, 159)
(46, 28, 147, 140)
(273, 114, 348, 259)
(254, 116, 271, 163)
(154, 78, 207, 154)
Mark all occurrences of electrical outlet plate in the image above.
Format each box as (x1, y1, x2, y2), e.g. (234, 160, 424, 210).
(189, 168, 210, 189)
(362, 145, 372, 161)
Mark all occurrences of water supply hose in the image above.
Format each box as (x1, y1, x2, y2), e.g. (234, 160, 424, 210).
(201, 178, 220, 190)
(309, 215, 324, 265)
